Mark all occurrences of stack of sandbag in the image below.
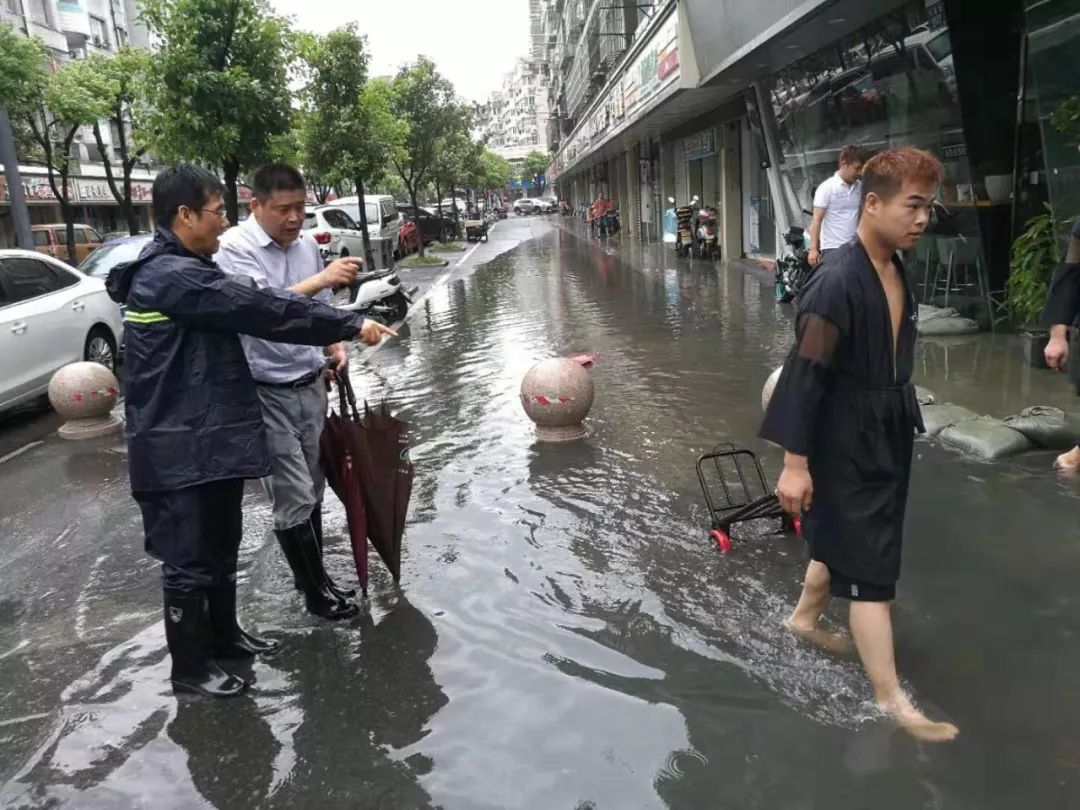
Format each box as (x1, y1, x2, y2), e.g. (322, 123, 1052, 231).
(1002, 406, 1080, 450)
(917, 304, 981, 336)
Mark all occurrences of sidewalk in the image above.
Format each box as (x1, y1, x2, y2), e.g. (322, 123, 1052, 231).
(555, 218, 1080, 424)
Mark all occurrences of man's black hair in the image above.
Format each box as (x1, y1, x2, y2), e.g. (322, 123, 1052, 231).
(252, 163, 306, 202)
(152, 164, 225, 229)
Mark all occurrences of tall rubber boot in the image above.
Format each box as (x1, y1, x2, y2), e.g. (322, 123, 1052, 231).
(310, 505, 356, 599)
(276, 522, 358, 621)
(207, 581, 282, 659)
(163, 588, 249, 698)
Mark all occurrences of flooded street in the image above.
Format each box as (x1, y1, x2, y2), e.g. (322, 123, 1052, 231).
(2, 219, 1079, 808)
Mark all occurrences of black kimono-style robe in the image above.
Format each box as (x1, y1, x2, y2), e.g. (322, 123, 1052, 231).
(760, 240, 924, 586)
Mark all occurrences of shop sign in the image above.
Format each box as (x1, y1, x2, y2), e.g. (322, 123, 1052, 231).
(683, 129, 716, 161)
(74, 178, 155, 204)
(625, 11, 680, 121)
(0, 175, 60, 203)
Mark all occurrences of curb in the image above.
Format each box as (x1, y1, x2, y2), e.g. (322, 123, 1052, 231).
(398, 258, 450, 270)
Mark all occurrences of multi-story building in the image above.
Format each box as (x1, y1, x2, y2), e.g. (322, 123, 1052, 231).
(1, 0, 157, 246)
(476, 58, 550, 170)
(543, 0, 1079, 319)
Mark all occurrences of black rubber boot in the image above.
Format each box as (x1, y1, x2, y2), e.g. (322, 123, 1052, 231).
(276, 522, 358, 621)
(163, 589, 249, 698)
(310, 505, 356, 599)
(207, 581, 281, 658)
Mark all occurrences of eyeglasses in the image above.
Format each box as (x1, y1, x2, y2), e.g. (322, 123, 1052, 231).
(200, 208, 228, 220)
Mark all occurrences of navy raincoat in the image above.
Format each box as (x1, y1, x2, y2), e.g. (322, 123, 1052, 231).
(107, 228, 364, 493)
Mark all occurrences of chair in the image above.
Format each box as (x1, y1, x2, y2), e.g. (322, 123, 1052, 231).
(928, 235, 999, 329)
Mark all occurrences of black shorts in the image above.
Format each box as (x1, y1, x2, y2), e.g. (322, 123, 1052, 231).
(824, 566, 895, 602)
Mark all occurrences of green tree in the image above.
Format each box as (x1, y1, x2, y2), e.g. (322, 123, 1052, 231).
(389, 57, 457, 257)
(62, 48, 152, 235)
(0, 25, 49, 249)
(520, 150, 549, 196)
(23, 60, 109, 260)
(300, 28, 404, 267)
(470, 149, 512, 200)
(430, 115, 478, 228)
(141, 0, 296, 223)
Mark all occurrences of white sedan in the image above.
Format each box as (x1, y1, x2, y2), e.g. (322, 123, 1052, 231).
(0, 249, 124, 413)
(303, 207, 367, 264)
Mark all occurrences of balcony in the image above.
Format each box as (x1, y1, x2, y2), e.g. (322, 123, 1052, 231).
(58, 0, 91, 40)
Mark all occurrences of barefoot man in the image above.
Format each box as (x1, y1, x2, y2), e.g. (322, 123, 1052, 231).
(1043, 217, 1080, 470)
(760, 147, 959, 742)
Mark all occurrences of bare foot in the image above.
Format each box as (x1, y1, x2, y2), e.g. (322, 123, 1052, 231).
(783, 617, 855, 655)
(880, 692, 959, 743)
(1055, 446, 1080, 471)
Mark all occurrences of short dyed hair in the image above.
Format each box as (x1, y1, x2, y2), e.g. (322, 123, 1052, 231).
(152, 164, 225, 229)
(838, 145, 863, 166)
(252, 163, 306, 202)
(861, 147, 944, 207)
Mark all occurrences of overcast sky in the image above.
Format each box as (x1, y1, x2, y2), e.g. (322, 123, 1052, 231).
(268, 0, 532, 102)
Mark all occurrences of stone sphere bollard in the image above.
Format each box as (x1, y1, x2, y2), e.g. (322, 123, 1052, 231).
(761, 366, 783, 412)
(48, 362, 123, 440)
(520, 357, 595, 442)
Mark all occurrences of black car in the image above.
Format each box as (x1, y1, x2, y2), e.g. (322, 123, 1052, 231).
(396, 204, 455, 244)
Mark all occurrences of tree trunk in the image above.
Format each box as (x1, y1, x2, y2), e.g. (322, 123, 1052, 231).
(434, 180, 444, 244)
(114, 104, 142, 235)
(223, 157, 240, 224)
(354, 175, 376, 272)
(411, 188, 425, 258)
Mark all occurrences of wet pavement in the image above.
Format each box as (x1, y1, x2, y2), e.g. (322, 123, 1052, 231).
(2, 217, 1079, 808)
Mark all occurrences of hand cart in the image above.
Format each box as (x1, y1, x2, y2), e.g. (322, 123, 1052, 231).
(695, 443, 801, 553)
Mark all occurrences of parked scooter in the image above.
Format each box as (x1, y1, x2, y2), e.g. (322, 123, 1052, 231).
(337, 268, 419, 324)
(694, 206, 721, 260)
(774, 223, 812, 304)
(671, 195, 699, 258)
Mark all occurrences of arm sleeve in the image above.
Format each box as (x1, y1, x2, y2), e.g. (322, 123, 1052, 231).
(759, 275, 848, 455)
(140, 262, 363, 346)
(812, 182, 830, 210)
(1043, 261, 1080, 328)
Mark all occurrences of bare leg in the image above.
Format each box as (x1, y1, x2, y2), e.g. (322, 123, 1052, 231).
(784, 561, 853, 654)
(849, 601, 958, 742)
(1054, 445, 1080, 471)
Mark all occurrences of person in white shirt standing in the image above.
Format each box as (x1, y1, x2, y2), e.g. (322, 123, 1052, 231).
(808, 145, 865, 268)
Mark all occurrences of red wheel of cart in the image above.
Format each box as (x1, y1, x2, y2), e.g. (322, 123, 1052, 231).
(709, 529, 733, 554)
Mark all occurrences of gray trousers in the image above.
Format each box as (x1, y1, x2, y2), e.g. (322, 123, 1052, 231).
(255, 379, 328, 530)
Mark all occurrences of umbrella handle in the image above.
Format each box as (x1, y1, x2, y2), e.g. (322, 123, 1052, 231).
(337, 372, 361, 422)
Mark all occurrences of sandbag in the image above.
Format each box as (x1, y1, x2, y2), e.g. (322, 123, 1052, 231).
(939, 417, 1032, 460)
(920, 403, 980, 436)
(915, 386, 936, 406)
(917, 316, 981, 336)
(918, 304, 958, 322)
(1002, 406, 1080, 449)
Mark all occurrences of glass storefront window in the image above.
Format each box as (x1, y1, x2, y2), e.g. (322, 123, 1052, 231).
(764, 0, 986, 302)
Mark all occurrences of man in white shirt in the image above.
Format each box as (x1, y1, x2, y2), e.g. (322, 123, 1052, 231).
(808, 145, 864, 267)
(216, 164, 394, 621)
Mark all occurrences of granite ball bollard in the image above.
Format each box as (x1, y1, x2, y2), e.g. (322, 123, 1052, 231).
(520, 357, 595, 442)
(48, 362, 123, 440)
(762, 366, 783, 412)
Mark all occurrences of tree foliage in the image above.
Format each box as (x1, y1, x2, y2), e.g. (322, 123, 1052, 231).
(300, 27, 404, 265)
(141, 0, 296, 221)
(389, 57, 457, 255)
(520, 150, 549, 195)
(0, 24, 48, 111)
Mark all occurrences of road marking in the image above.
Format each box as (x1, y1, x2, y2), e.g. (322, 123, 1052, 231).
(0, 440, 43, 467)
(456, 240, 483, 268)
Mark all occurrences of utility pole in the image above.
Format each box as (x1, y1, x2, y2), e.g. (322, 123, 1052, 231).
(0, 104, 34, 250)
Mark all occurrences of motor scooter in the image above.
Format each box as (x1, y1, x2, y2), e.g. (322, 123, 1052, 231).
(694, 207, 720, 260)
(671, 195, 699, 258)
(336, 268, 418, 324)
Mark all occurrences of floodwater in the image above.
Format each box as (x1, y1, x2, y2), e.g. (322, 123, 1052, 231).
(2, 222, 1079, 808)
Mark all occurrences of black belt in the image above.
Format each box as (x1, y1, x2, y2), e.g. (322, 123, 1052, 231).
(257, 369, 322, 389)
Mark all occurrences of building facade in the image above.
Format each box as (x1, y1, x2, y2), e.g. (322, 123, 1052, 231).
(545, 0, 1077, 317)
(476, 58, 551, 170)
(1, 0, 156, 247)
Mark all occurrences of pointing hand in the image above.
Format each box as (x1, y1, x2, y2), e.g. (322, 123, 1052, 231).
(358, 319, 398, 346)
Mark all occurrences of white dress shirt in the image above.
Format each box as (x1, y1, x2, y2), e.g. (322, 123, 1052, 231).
(215, 216, 331, 384)
(813, 172, 863, 250)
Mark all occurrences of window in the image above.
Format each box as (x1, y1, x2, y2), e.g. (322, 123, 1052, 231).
(26, 0, 47, 24)
(32, 230, 50, 247)
(89, 16, 109, 47)
(303, 213, 318, 230)
(0, 257, 78, 304)
(322, 209, 353, 230)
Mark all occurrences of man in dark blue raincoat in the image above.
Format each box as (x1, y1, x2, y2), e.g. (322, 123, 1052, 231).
(761, 148, 958, 742)
(107, 165, 395, 698)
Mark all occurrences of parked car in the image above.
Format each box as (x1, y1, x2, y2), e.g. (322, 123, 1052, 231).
(0, 249, 124, 413)
(327, 195, 404, 257)
(397, 204, 455, 244)
(303, 206, 367, 262)
(513, 198, 539, 215)
(77, 233, 152, 287)
(32, 223, 104, 264)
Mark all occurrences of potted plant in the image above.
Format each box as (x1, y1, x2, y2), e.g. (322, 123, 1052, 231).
(1007, 206, 1060, 367)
